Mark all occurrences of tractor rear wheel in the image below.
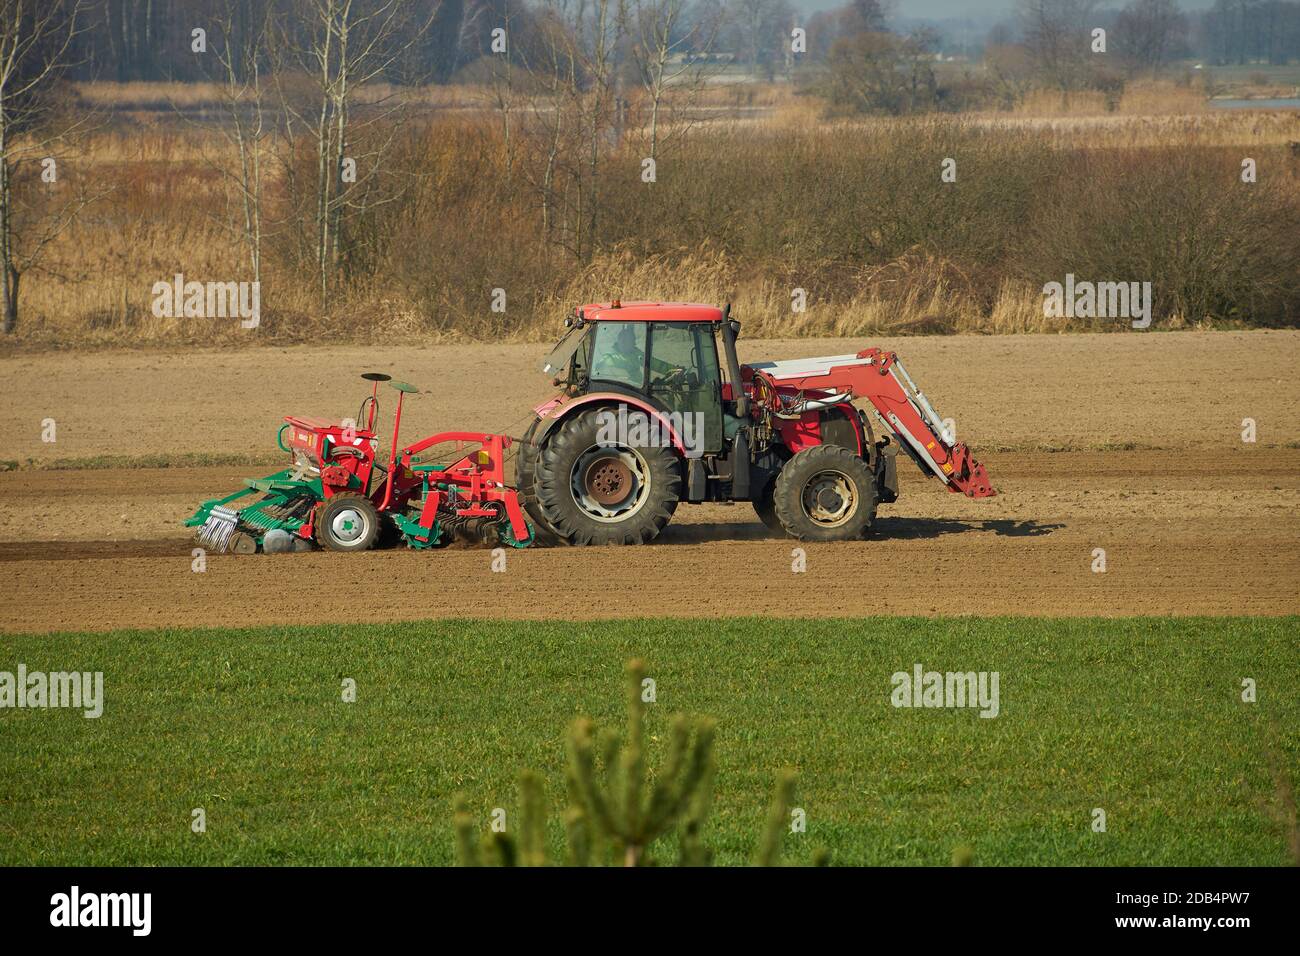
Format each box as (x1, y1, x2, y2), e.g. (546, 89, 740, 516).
(534, 408, 681, 545)
(772, 444, 877, 541)
(515, 419, 560, 541)
(315, 493, 381, 552)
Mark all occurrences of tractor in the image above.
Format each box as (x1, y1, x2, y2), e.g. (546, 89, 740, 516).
(515, 301, 995, 545)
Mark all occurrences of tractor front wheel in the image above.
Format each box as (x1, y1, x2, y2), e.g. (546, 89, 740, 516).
(753, 482, 784, 533)
(772, 444, 877, 541)
(315, 494, 381, 552)
(534, 408, 681, 545)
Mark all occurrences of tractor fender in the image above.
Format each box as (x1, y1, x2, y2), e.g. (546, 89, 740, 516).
(822, 402, 869, 460)
(775, 402, 867, 460)
(530, 392, 689, 456)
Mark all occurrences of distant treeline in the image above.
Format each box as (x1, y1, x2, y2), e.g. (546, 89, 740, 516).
(1197, 0, 1300, 67)
(70, 0, 498, 84)
(51, 1, 1300, 88)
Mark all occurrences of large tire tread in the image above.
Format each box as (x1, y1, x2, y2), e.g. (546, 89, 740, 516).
(772, 444, 877, 542)
(515, 422, 561, 542)
(753, 482, 785, 533)
(534, 408, 681, 546)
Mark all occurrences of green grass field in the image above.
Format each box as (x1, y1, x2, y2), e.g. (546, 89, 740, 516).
(1, 617, 1295, 866)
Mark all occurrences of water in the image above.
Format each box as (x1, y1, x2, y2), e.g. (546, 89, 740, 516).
(1208, 98, 1300, 110)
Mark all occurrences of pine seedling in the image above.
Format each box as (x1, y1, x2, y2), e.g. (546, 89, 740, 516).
(677, 727, 717, 867)
(452, 793, 481, 867)
(567, 659, 716, 866)
(451, 659, 814, 866)
(518, 771, 547, 867)
(452, 772, 547, 867)
(753, 769, 797, 867)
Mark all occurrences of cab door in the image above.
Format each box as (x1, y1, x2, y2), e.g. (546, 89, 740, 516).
(646, 322, 723, 456)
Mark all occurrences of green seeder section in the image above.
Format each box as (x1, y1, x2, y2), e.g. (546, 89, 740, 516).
(391, 473, 443, 549)
(390, 511, 443, 549)
(184, 457, 533, 550)
(184, 469, 325, 539)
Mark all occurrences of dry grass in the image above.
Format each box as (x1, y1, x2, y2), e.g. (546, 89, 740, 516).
(73, 81, 229, 110)
(704, 94, 1299, 150)
(3, 87, 1298, 350)
(951, 110, 1300, 150)
(1013, 81, 1210, 117)
(546, 250, 1195, 340)
(73, 79, 483, 110)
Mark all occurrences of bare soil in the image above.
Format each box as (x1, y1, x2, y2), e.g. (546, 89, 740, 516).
(1, 331, 1297, 632)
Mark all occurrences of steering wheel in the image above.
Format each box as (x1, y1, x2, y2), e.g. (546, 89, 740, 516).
(658, 366, 689, 388)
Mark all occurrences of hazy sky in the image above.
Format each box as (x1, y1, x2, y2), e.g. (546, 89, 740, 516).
(796, 0, 1215, 17)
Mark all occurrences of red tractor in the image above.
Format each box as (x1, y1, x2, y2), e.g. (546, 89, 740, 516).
(515, 301, 995, 545)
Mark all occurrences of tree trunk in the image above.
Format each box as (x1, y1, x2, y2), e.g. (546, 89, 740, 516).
(0, 117, 14, 334)
(649, 75, 662, 162)
(315, 16, 335, 308)
(2, 266, 18, 335)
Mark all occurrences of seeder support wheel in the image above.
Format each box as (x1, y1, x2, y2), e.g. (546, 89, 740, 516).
(315, 494, 382, 552)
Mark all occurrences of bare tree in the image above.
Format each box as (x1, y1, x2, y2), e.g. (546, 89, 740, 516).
(521, 0, 625, 262)
(630, 0, 719, 162)
(516, 2, 581, 246)
(485, 1, 521, 178)
(825, 28, 939, 115)
(0, 0, 98, 334)
(515, 0, 720, 260)
(729, 0, 792, 80)
(199, 0, 273, 294)
(275, 0, 439, 306)
(1017, 0, 1099, 98)
(579, 0, 623, 261)
(983, 40, 1038, 109)
(1114, 0, 1188, 75)
(845, 0, 889, 34)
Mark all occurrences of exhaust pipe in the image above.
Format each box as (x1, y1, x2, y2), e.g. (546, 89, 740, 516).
(720, 305, 749, 418)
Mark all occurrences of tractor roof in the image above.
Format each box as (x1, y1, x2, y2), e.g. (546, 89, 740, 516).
(578, 301, 724, 324)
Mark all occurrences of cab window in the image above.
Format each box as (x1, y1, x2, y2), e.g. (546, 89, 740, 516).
(648, 322, 718, 389)
(647, 322, 723, 455)
(588, 321, 646, 389)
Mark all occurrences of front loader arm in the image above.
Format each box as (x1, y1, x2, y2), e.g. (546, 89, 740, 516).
(747, 348, 996, 498)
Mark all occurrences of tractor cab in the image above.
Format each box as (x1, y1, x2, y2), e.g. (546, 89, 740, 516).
(540, 301, 747, 456)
